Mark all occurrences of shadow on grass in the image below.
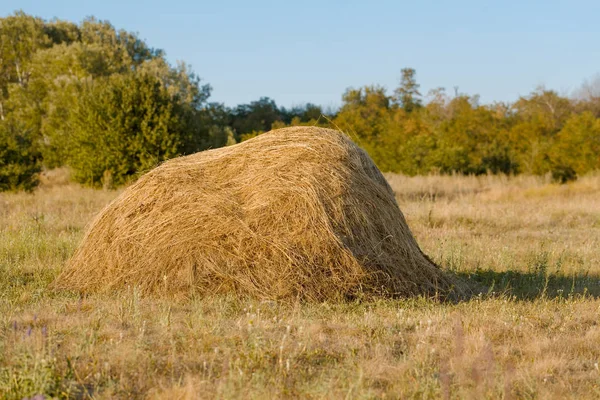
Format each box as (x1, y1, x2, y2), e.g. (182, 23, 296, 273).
(457, 269, 600, 300)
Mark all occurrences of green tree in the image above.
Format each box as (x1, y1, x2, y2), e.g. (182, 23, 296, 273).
(43, 18, 80, 45)
(282, 103, 324, 123)
(375, 106, 436, 174)
(0, 11, 51, 120)
(394, 68, 422, 113)
(0, 118, 41, 191)
(194, 102, 237, 149)
(431, 95, 516, 174)
(508, 88, 573, 174)
(230, 97, 283, 135)
(550, 112, 600, 178)
(65, 73, 191, 186)
(335, 86, 391, 140)
(0, 11, 217, 190)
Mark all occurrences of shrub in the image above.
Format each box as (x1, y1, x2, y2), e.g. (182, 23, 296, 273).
(64, 73, 188, 187)
(0, 120, 41, 192)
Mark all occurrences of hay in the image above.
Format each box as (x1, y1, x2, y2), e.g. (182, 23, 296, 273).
(54, 127, 469, 301)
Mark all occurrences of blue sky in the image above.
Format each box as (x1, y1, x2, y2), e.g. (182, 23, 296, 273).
(2, 0, 599, 109)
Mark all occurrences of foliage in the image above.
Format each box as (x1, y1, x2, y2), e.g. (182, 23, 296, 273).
(64, 72, 192, 187)
(393, 68, 422, 112)
(2, 10, 600, 191)
(230, 97, 282, 135)
(550, 112, 600, 177)
(0, 11, 212, 189)
(330, 89, 520, 176)
(0, 119, 41, 191)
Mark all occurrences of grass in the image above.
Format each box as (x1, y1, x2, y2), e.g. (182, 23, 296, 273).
(1, 170, 600, 399)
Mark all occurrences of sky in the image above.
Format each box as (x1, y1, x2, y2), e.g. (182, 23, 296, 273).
(2, 0, 600, 109)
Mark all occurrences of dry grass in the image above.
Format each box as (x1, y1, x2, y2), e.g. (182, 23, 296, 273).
(55, 127, 465, 301)
(1, 170, 600, 399)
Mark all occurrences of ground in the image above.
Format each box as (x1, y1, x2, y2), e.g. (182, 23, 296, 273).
(1, 170, 599, 399)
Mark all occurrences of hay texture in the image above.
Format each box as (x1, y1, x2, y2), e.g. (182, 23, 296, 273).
(55, 127, 467, 301)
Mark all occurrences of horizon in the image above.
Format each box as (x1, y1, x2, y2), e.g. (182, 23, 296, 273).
(2, 0, 599, 109)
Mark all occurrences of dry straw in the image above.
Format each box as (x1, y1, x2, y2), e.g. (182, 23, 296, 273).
(54, 127, 469, 301)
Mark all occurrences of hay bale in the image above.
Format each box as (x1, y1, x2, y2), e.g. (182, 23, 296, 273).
(55, 127, 468, 301)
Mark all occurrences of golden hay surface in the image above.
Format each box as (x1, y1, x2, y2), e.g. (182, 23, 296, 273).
(54, 127, 469, 301)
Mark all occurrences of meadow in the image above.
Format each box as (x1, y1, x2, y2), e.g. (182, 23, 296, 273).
(1, 170, 600, 399)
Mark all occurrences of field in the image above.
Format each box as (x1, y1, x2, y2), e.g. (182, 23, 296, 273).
(1, 170, 600, 399)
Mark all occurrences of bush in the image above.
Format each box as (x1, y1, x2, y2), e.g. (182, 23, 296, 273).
(551, 165, 577, 184)
(550, 112, 600, 178)
(64, 73, 190, 187)
(0, 120, 41, 192)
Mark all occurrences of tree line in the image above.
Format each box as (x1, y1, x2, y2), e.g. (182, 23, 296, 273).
(1, 11, 599, 191)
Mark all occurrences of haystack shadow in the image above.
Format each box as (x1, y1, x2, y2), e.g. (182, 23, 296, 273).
(455, 269, 600, 300)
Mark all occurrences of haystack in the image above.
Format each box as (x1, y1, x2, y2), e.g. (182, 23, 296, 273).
(55, 127, 468, 301)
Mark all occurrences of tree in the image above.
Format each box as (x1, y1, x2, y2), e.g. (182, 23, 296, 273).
(282, 103, 324, 123)
(431, 96, 516, 174)
(43, 18, 80, 45)
(336, 86, 390, 139)
(550, 112, 600, 179)
(574, 74, 600, 118)
(193, 102, 236, 149)
(394, 68, 422, 113)
(0, 11, 218, 190)
(230, 97, 282, 135)
(0, 118, 41, 191)
(77, 17, 158, 75)
(509, 88, 573, 174)
(0, 11, 52, 120)
(64, 72, 197, 187)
